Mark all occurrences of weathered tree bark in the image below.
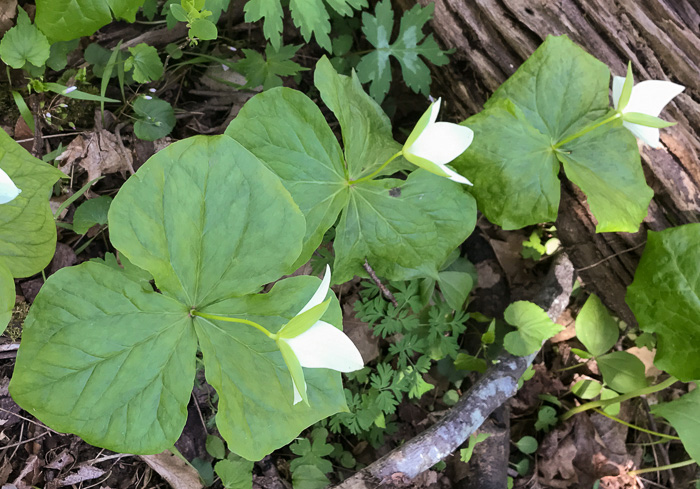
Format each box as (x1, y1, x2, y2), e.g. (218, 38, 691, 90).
(396, 0, 700, 325)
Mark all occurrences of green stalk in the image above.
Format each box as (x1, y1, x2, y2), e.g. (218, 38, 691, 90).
(592, 409, 680, 440)
(349, 151, 403, 185)
(561, 377, 677, 420)
(191, 310, 274, 338)
(627, 459, 695, 476)
(553, 112, 622, 149)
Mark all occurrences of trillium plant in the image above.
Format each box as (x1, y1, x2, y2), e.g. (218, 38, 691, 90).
(5, 34, 697, 467)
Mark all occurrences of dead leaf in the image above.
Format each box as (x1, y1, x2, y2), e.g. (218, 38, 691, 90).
(11, 454, 40, 489)
(50, 466, 105, 488)
(342, 300, 379, 363)
(57, 129, 134, 182)
(626, 347, 662, 382)
(0, 0, 17, 35)
(49, 243, 77, 274)
(0, 457, 12, 485)
(45, 449, 75, 470)
(140, 450, 203, 489)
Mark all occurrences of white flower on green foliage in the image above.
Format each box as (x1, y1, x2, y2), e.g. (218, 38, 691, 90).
(402, 97, 473, 185)
(275, 265, 364, 405)
(612, 70, 685, 149)
(0, 168, 21, 204)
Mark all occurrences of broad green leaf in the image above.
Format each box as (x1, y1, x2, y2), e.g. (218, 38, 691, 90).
(225, 87, 349, 269)
(454, 35, 651, 232)
(571, 379, 602, 399)
(9, 261, 197, 454)
(195, 275, 347, 460)
(0, 128, 64, 278)
(356, 0, 449, 102)
(557, 123, 652, 232)
(626, 224, 700, 381)
(0, 7, 50, 69)
(292, 465, 330, 489)
(503, 301, 563, 356)
(454, 353, 486, 373)
(46, 39, 80, 71)
(651, 387, 700, 462)
(214, 455, 254, 489)
(314, 56, 404, 180)
(486, 35, 609, 141)
(289, 427, 334, 473)
(597, 351, 647, 393)
(460, 433, 491, 463)
(515, 436, 538, 455)
(600, 387, 620, 416)
(0, 262, 13, 332)
(333, 170, 476, 283)
(36, 0, 146, 41)
(109, 135, 305, 308)
(575, 294, 619, 357)
(73, 196, 112, 234)
(438, 271, 473, 311)
(125, 43, 164, 83)
(206, 434, 226, 459)
(453, 101, 560, 229)
(190, 18, 218, 40)
(133, 97, 176, 141)
(234, 44, 307, 90)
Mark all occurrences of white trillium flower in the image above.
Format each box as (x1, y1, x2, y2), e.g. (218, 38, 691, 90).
(0, 168, 21, 204)
(612, 75, 684, 149)
(276, 265, 364, 405)
(402, 97, 474, 185)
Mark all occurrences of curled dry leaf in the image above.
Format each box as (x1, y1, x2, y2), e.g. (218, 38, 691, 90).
(57, 130, 134, 182)
(140, 451, 203, 489)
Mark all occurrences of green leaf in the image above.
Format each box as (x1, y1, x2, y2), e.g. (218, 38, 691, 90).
(125, 43, 164, 83)
(292, 464, 330, 489)
(108, 135, 305, 307)
(437, 270, 473, 310)
(289, 427, 334, 474)
(243, 0, 283, 50)
(0, 7, 50, 69)
(454, 353, 486, 373)
(515, 436, 538, 455)
(314, 56, 403, 180)
(356, 0, 449, 102)
(651, 388, 700, 462)
(195, 275, 347, 460)
(46, 39, 80, 71)
(73, 196, 112, 234)
(453, 35, 652, 232)
(190, 18, 218, 40)
(234, 44, 307, 91)
(206, 434, 226, 459)
(35, 0, 146, 41)
(503, 301, 563, 356)
(617, 62, 634, 111)
(0, 128, 64, 278)
(225, 87, 349, 269)
(596, 351, 647, 393)
(11, 91, 34, 134)
(133, 97, 176, 141)
(600, 387, 620, 416)
(278, 299, 331, 339)
(626, 224, 700, 381)
(9, 261, 197, 454)
(535, 406, 558, 432)
(576, 294, 619, 357)
(44, 83, 120, 103)
(215, 455, 254, 489)
(622, 112, 676, 128)
(0, 262, 13, 332)
(571, 379, 602, 399)
(333, 170, 476, 284)
(460, 433, 491, 463)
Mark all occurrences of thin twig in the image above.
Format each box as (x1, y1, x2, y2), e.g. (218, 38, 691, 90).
(4, 431, 48, 451)
(0, 406, 61, 434)
(363, 259, 398, 307)
(576, 241, 646, 272)
(192, 392, 209, 434)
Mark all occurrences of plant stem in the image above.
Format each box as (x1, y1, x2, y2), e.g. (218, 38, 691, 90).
(561, 376, 677, 420)
(553, 112, 621, 148)
(191, 310, 274, 338)
(627, 459, 695, 477)
(592, 409, 680, 440)
(348, 151, 403, 185)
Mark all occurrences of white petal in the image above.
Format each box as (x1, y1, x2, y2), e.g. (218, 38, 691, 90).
(286, 321, 364, 372)
(625, 80, 685, 117)
(0, 168, 21, 204)
(298, 265, 331, 314)
(292, 378, 306, 405)
(612, 76, 625, 109)
(407, 122, 473, 166)
(441, 165, 473, 185)
(428, 97, 441, 126)
(623, 121, 661, 149)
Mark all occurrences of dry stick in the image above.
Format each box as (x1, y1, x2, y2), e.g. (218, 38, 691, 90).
(363, 259, 398, 308)
(333, 253, 575, 488)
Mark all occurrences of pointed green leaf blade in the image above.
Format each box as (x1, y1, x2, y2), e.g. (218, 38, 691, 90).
(617, 61, 634, 111)
(279, 299, 331, 339)
(626, 224, 700, 381)
(622, 112, 676, 128)
(0, 128, 64, 278)
(651, 388, 700, 462)
(108, 135, 306, 307)
(575, 294, 619, 357)
(194, 275, 347, 460)
(596, 351, 647, 393)
(0, 262, 13, 333)
(225, 87, 349, 268)
(9, 261, 197, 454)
